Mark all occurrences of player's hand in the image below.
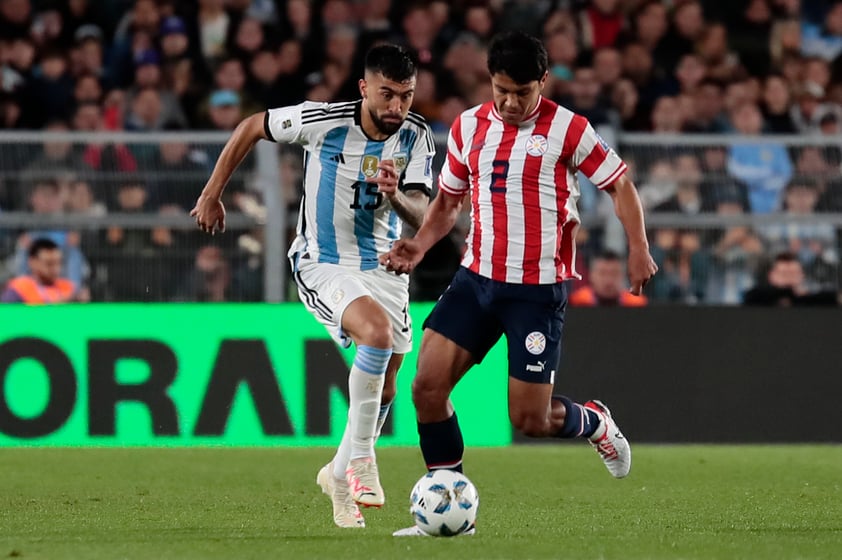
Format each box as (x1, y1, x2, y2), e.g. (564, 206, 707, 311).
(627, 246, 658, 296)
(380, 238, 424, 275)
(190, 195, 226, 234)
(366, 159, 399, 198)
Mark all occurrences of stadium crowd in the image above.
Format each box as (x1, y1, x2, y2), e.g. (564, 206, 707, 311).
(0, 0, 841, 305)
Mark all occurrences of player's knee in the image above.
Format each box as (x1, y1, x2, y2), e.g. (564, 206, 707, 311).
(355, 316, 393, 349)
(511, 411, 550, 438)
(411, 375, 448, 411)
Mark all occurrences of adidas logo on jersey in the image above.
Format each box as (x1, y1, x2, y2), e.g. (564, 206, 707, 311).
(329, 153, 346, 164)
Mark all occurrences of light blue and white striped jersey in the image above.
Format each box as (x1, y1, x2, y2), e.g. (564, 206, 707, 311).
(265, 101, 435, 271)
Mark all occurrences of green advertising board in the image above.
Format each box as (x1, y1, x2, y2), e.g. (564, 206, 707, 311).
(0, 304, 510, 447)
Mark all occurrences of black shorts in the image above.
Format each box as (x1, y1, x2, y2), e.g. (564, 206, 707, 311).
(423, 267, 567, 384)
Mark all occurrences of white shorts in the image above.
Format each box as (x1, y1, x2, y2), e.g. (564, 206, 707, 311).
(292, 261, 413, 354)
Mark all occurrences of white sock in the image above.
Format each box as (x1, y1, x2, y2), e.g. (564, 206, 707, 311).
(332, 414, 352, 480)
(347, 345, 391, 461)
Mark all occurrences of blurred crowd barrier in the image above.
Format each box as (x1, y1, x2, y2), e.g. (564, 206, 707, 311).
(1, 130, 840, 305)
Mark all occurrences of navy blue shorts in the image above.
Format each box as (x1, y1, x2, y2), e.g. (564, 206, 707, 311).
(423, 267, 567, 384)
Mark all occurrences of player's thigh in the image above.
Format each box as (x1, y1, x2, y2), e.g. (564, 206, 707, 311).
(293, 263, 400, 349)
(422, 267, 503, 365)
(499, 286, 566, 385)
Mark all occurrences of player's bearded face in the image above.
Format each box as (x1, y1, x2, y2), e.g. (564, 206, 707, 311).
(491, 72, 546, 125)
(362, 72, 416, 135)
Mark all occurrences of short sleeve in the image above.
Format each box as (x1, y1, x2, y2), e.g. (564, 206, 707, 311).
(570, 121, 627, 190)
(437, 115, 469, 196)
(400, 121, 435, 195)
(264, 102, 328, 145)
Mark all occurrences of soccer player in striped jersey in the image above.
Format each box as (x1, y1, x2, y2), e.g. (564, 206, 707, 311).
(191, 45, 434, 529)
(384, 32, 658, 536)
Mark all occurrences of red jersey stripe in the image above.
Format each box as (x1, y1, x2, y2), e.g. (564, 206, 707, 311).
(490, 121, 519, 281)
(467, 103, 493, 274)
(520, 103, 556, 283)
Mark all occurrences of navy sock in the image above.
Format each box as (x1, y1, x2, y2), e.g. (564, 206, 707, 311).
(552, 396, 600, 439)
(418, 413, 464, 473)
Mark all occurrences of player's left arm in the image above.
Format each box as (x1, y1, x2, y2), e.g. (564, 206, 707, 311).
(604, 173, 658, 295)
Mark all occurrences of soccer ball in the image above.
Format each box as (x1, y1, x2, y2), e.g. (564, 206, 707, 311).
(409, 469, 479, 536)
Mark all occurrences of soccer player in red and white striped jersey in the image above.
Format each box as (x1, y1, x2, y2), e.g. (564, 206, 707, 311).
(387, 32, 657, 535)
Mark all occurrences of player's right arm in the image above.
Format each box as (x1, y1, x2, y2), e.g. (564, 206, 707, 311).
(191, 111, 268, 234)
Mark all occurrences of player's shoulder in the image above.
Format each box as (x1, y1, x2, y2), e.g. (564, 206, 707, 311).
(299, 100, 357, 125)
(403, 110, 431, 132)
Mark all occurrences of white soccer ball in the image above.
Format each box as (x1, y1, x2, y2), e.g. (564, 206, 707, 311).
(409, 469, 479, 537)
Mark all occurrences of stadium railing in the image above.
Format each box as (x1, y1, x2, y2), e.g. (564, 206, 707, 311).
(1, 130, 840, 304)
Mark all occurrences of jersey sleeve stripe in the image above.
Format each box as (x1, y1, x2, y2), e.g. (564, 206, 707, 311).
(263, 111, 276, 142)
(594, 161, 628, 189)
(579, 143, 609, 178)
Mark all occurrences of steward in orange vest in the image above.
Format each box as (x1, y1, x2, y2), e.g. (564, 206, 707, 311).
(569, 250, 648, 307)
(1, 238, 77, 304)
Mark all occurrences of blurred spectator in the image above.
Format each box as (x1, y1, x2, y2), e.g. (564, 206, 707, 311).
(650, 96, 684, 132)
(649, 228, 711, 304)
(578, 0, 624, 52)
(660, 0, 707, 72)
(699, 146, 751, 210)
(151, 124, 210, 211)
(569, 250, 648, 306)
(97, 176, 170, 301)
(18, 119, 83, 208)
(743, 251, 839, 306)
(2, 237, 83, 303)
(706, 196, 765, 304)
(74, 72, 103, 105)
(592, 46, 622, 95)
(731, 0, 773, 76)
(726, 102, 793, 212)
(22, 48, 73, 127)
(654, 153, 710, 213)
(638, 158, 676, 210)
(759, 176, 838, 283)
(761, 73, 797, 133)
(686, 79, 730, 132)
(197, 0, 230, 68)
(205, 88, 243, 130)
(801, 2, 842, 61)
(610, 78, 648, 131)
(562, 66, 615, 126)
(696, 23, 741, 83)
(125, 48, 189, 129)
(12, 178, 88, 288)
(173, 244, 232, 302)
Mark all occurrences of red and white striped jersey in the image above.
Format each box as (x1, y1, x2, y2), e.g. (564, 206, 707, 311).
(438, 96, 627, 284)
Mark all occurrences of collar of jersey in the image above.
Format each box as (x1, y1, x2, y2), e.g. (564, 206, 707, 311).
(354, 100, 400, 142)
(489, 95, 545, 125)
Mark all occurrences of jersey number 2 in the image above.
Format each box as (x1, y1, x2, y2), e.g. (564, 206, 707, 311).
(350, 182, 383, 210)
(490, 159, 509, 193)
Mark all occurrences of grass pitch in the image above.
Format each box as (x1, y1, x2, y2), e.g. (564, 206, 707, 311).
(1, 445, 840, 559)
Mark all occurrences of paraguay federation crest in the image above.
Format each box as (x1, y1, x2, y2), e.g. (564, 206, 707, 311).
(525, 331, 547, 355)
(392, 151, 409, 174)
(525, 134, 548, 156)
(362, 155, 380, 178)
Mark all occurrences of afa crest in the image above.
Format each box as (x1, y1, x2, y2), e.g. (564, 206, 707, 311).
(361, 155, 380, 178)
(393, 151, 409, 174)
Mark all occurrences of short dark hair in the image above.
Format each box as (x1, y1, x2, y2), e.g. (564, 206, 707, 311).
(595, 250, 622, 263)
(487, 31, 548, 85)
(28, 238, 60, 259)
(364, 44, 418, 83)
